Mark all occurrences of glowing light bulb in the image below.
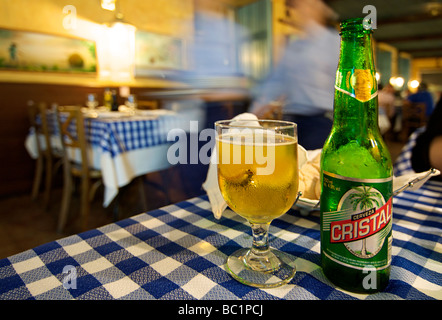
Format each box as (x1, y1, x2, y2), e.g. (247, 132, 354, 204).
(409, 80, 420, 89)
(101, 0, 116, 11)
(375, 72, 380, 81)
(395, 77, 404, 88)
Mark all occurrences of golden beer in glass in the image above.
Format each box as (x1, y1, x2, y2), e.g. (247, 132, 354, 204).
(215, 120, 299, 288)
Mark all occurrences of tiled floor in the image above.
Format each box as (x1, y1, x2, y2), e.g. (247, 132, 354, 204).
(0, 137, 405, 260)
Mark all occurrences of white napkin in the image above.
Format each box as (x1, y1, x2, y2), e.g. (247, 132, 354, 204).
(202, 113, 260, 219)
(202, 158, 227, 219)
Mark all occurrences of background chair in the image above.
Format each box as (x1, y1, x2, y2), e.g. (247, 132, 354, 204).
(56, 106, 102, 233)
(27, 101, 63, 210)
(401, 101, 427, 142)
(137, 99, 160, 110)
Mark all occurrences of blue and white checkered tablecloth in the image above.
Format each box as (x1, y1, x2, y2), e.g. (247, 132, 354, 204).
(1, 177, 441, 300)
(27, 111, 184, 207)
(394, 127, 426, 177)
(41, 111, 179, 159)
(86, 116, 179, 158)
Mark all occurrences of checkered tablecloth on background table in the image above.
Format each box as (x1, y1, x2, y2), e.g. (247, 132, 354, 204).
(30, 111, 181, 159)
(25, 112, 182, 207)
(1, 176, 441, 300)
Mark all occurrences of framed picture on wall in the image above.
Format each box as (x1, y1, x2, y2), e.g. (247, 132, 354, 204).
(0, 28, 97, 74)
(134, 30, 184, 78)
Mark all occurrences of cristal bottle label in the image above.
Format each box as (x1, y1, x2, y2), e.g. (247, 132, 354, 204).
(334, 69, 378, 102)
(321, 171, 393, 270)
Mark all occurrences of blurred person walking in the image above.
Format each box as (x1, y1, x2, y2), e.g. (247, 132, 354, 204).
(407, 82, 435, 118)
(250, 0, 340, 150)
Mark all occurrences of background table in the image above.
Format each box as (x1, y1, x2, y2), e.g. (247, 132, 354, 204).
(25, 111, 182, 206)
(1, 175, 440, 300)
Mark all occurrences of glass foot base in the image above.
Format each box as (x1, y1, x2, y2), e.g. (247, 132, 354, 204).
(225, 248, 296, 288)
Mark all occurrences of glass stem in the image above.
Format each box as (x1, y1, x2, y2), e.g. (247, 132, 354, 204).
(245, 222, 280, 272)
(250, 223, 270, 255)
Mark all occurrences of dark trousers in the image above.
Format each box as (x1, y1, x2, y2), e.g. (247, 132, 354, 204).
(282, 114, 333, 150)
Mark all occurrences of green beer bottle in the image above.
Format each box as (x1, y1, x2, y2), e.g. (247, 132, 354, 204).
(320, 18, 393, 293)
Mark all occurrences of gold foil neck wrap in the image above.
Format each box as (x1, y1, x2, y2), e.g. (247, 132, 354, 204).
(351, 69, 375, 102)
(335, 69, 377, 102)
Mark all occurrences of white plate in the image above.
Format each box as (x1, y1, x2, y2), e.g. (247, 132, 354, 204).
(95, 111, 129, 119)
(136, 109, 176, 116)
(293, 147, 440, 215)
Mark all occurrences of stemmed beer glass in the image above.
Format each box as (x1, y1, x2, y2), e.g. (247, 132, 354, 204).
(215, 119, 299, 288)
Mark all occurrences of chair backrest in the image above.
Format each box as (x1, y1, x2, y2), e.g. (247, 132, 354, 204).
(55, 105, 89, 177)
(137, 99, 159, 110)
(27, 101, 53, 160)
(402, 101, 427, 126)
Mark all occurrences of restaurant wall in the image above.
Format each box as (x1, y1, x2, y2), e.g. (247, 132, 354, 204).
(0, 0, 194, 87)
(411, 57, 442, 85)
(0, 0, 193, 197)
(271, 0, 302, 63)
(0, 0, 246, 197)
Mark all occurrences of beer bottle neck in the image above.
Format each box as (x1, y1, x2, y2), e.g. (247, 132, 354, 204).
(333, 28, 379, 132)
(338, 32, 375, 70)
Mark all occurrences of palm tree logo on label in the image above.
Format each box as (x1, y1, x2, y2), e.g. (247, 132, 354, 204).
(336, 186, 390, 259)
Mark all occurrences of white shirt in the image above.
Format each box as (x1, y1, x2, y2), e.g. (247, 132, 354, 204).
(252, 21, 340, 116)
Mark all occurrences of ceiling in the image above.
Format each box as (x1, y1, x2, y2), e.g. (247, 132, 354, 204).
(325, 0, 442, 59)
(227, 0, 442, 59)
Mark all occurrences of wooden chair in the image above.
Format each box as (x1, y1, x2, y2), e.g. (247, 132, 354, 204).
(401, 101, 427, 142)
(137, 99, 160, 110)
(56, 106, 102, 233)
(27, 101, 63, 209)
